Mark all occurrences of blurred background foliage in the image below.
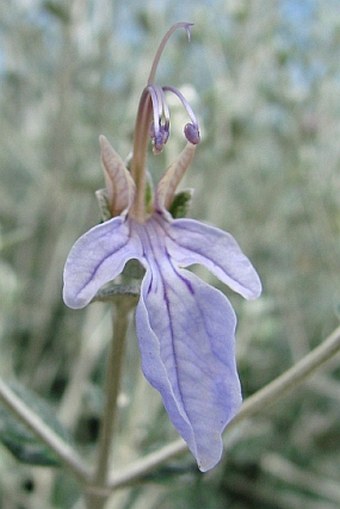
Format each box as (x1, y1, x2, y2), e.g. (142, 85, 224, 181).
(1, 0, 340, 507)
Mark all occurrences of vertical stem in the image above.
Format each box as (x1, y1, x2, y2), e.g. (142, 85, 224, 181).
(96, 306, 128, 480)
(85, 298, 132, 509)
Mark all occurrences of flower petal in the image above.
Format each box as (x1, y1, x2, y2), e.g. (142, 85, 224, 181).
(165, 218, 262, 299)
(63, 217, 142, 309)
(136, 262, 242, 471)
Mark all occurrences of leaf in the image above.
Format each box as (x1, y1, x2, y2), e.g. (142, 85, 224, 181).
(0, 381, 73, 466)
(42, 1, 70, 23)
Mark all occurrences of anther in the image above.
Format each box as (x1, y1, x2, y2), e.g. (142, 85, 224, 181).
(184, 122, 200, 145)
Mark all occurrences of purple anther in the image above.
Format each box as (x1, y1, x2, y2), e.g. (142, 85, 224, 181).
(152, 124, 170, 154)
(184, 122, 200, 145)
(162, 86, 201, 144)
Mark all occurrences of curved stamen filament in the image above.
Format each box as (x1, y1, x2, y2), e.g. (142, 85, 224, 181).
(147, 85, 163, 138)
(148, 22, 193, 84)
(130, 22, 195, 221)
(147, 85, 171, 153)
(162, 85, 199, 129)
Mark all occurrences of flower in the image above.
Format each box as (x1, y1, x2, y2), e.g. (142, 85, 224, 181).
(63, 23, 261, 472)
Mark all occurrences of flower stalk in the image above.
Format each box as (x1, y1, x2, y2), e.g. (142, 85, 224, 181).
(85, 298, 133, 509)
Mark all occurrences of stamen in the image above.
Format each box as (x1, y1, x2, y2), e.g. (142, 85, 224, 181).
(150, 124, 170, 154)
(147, 85, 170, 154)
(160, 88, 171, 137)
(163, 85, 201, 144)
(184, 123, 200, 145)
(146, 85, 163, 149)
(130, 22, 196, 220)
(148, 22, 194, 84)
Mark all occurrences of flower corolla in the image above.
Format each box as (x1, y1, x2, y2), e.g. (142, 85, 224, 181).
(63, 23, 261, 471)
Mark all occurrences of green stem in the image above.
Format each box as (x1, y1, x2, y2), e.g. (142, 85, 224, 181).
(85, 298, 132, 509)
(108, 324, 340, 489)
(230, 325, 340, 426)
(0, 378, 91, 484)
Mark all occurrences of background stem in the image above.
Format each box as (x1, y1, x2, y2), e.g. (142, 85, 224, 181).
(108, 324, 340, 489)
(0, 378, 91, 484)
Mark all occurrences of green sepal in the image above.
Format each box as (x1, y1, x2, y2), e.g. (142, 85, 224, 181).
(169, 189, 193, 218)
(92, 260, 143, 305)
(121, 259, 145, 281)
(0, 381, 73, 466)
(144, 172, 154, 214)
(92, 280, 140, 306)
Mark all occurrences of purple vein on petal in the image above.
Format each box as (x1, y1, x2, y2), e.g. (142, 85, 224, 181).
(79, 238, 130, 296)
(163, 218, 262, 299)
(63, 217, 141, 308)
(139, 220, 193, 422)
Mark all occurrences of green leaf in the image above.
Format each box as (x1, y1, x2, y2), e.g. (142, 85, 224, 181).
(169, 189, 193, 219)
(0, 381, 73, 466)
(42, 1, 70, 23)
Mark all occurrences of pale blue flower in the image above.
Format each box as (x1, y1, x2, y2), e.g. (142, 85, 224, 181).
(63, 23, 261, 471)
